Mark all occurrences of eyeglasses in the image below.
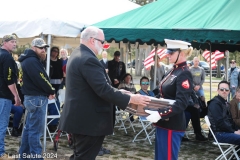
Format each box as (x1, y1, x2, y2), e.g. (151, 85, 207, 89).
(141, 82, 149, 85)
(91, 37, 105, 44)
(219, 88, 230, 92)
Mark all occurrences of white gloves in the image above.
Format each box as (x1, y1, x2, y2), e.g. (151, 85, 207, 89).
(145, 110, 161, 123)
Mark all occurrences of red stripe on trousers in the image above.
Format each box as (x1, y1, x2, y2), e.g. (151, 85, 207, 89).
(168, 130, 172, 160)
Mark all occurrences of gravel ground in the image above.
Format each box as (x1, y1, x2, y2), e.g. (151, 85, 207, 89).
(3, 119, 233, 160)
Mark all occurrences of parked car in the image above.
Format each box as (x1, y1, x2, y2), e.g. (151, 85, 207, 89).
(188, 60, 224, 77)
(127, 59, 144, 69)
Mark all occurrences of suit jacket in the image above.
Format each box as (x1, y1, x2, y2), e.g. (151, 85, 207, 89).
(108, 59, 126, 88)
(99, 59, 108, 69)
(59, 44, 130, 136)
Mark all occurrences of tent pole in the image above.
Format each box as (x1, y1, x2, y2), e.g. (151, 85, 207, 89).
(208, 42, 212, 99)
(225, 50, 229, 101)
(153, 45, 158, 90)
(46, 35, 52, 76)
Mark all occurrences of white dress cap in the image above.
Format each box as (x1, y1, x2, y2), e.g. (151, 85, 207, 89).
(164, 39, 191, 50)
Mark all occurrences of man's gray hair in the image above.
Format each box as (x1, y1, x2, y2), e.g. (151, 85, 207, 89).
(81, 26, 101, 41)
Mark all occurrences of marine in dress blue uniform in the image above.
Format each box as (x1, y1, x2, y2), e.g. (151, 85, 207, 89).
(145, 39, 193, 160)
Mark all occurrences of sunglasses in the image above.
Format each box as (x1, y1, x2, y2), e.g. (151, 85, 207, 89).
(92, 37, 105, 44)
(141, 82, 149, 85)
(230, 62, 236, 64)
(36, 46, 46, 50)
(219, 88, 230, 92)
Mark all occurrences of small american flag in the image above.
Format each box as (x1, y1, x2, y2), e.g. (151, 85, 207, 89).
(144, 48, 167, 70)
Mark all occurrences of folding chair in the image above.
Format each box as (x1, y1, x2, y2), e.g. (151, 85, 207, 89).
(115, 106, 135, 134)
(43, 99, 61, 152)
(132, 116, 155, 145)
(205, 116, 239, 160)
(7, 127, 12, 136)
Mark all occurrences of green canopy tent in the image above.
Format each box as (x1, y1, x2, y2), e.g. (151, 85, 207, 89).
(93, 0, 240, 52)
(93, 0, 240, 98)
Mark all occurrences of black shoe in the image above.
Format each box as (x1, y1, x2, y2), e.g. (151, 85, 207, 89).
(195, 133, 208, 141)
(97, 149, 104, 156)
(11, 127, 21, 137)
(102, 147, 111, 154)
(182, 137, 190, 142)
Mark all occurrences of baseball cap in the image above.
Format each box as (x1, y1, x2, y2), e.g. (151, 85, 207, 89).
(2, 34, 17, 44)
(31, 38, 49, 48)
(164, 39, 191, 54)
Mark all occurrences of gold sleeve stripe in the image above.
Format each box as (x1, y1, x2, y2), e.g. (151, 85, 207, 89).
(7, 67, 12, 80)
(40, 72, 53, 89)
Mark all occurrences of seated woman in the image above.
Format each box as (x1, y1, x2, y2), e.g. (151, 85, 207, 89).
(118, 73, 136, 94)
(230, 86, 240, 128)
(118, 73, 136, 121)
(184, 91, 207, 141)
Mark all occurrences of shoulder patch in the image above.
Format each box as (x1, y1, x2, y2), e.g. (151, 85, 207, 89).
(182, 79, 190, 89)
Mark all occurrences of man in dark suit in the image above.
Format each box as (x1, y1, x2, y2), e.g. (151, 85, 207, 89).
(59, 26, 150, 160)
(108, 51, 126, 88)
(99, 51, 108, 73)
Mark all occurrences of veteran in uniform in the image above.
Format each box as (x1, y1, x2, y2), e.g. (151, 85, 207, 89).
(108, 51, 126, 88)
(145, 39, 193, 160)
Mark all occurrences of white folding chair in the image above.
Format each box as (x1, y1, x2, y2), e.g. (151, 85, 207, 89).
(43, 99, 61, 152)
(205, 116, 239, 160)
(7, 127, 12, 136)
(115, 106, 135, 134)
(132, 116, 155, 145)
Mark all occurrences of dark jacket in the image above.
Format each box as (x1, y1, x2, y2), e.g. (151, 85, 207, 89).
(59, 44, 130, 136)
(230, 97, 240, 128)
(99, 59, 108, 69)
(156, 62, 193, 131)
(208, 95, 238, 133)
(0, 48, 18, 100)
(108, 59, 126, 88)
(18, 49, 55, 96)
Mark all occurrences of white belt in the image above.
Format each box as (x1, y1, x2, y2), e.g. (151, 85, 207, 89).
(50, 79, 62, 84)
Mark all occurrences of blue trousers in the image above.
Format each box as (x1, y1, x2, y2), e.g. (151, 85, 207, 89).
(155, 127, 184, 160)
(0, 98, 11, 155)
(11, 105, 24, 128)
(215, 132, 240, 145)
(19, 95, 47, 160)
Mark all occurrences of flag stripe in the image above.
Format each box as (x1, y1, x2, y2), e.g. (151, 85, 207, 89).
(144, 49, 167, 70)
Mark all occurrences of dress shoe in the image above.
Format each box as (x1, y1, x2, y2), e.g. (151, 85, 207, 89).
(102, 147, 111, 154)
(11, 127, 21, 137)
(97, 149, 104, 156)
(195, 133, 208, 141)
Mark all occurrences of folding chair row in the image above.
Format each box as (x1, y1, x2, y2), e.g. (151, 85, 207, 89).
(205, 116, 239, 160)
(115, 106, 135, 134)
(132, 116, 155, 145)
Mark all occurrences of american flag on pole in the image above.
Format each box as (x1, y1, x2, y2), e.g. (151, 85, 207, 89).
(214, 50, 224, 61)
(144, 48, 167, 70)
(202, 50, 225, 69)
